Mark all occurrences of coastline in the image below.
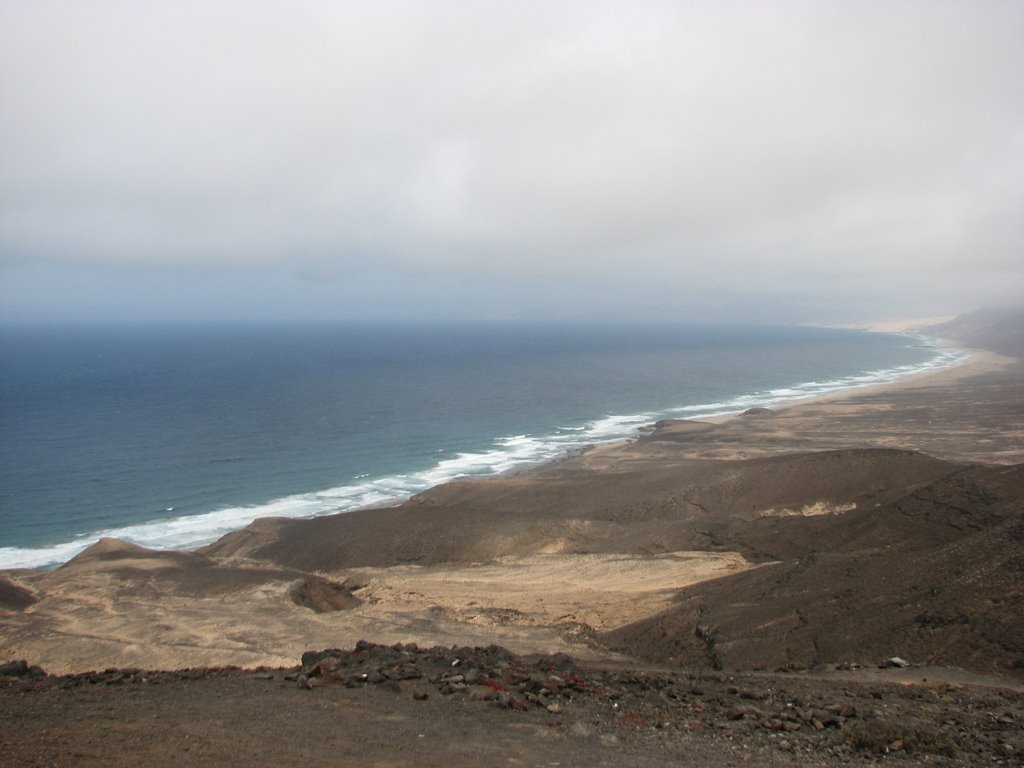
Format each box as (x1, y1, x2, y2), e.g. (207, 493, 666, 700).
(554, 335, 1013, 474)
(2, 312, 1022, 679)
(0, 328, 973, 571)
(698, 342, 1008, 425)
(591, 340, 1021, 467)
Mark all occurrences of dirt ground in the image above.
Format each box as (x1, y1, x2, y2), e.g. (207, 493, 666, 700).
(0, 546, 754, 673)
(2, 643, 1022, 768)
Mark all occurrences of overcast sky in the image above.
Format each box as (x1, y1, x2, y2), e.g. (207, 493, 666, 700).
(1, 0, 1021, 325)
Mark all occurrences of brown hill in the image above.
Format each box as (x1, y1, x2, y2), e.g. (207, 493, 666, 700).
(601, 464, 1024, 674)
(57, 536, 309, 600)
(924, 306, 1024, 357)
(197, 449, 1024, 674)
(202, 449, 960, 570)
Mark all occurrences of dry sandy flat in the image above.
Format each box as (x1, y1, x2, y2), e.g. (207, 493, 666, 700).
(0, 548, 754, 674)
(343, 549, 754, 633)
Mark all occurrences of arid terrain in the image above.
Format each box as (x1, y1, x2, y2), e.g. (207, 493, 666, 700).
(2, 308, 1022, 766)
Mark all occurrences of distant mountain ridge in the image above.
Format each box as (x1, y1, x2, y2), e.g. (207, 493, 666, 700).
(923, 307, 1024, 357)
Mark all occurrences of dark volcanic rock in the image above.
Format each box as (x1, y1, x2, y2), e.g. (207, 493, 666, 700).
(0, 659, 29, 677)
(0, 578, 38, 611)
(289, 575, 363, 613)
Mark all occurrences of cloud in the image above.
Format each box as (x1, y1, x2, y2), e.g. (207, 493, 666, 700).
(1, 0, 1022, 322)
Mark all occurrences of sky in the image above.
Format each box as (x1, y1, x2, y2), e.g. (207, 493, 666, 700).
(1, 0, 1022, 325)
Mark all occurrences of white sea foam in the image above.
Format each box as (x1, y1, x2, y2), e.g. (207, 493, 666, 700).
(0, 336, 965, 570)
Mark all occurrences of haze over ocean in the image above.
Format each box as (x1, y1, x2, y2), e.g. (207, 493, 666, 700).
(0, 323, 961, 568)
(0, 4, 1018, 571)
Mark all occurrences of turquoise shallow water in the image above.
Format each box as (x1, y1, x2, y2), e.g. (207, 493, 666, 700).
(0, 322, 961, 568)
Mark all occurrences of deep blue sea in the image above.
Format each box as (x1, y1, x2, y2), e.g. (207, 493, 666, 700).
(0, 323, 962, 569)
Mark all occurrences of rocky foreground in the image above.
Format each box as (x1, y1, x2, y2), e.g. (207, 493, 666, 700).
(2, 641, 1022, 767)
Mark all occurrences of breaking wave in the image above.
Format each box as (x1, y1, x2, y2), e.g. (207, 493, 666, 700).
(0, 336, 964, 569)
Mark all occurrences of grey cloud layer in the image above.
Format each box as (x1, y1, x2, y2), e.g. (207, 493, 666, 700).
(1, 1, 1022, 322)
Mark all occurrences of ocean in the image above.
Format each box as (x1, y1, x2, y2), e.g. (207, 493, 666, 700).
(0, 322, 962, 569)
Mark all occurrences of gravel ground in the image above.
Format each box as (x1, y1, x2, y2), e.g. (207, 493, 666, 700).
(2, 643, 1022, 767)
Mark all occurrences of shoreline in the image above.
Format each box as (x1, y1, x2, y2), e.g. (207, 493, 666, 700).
(528, 334, 1010, 473)
(576, 340, 1021, 468)
(0, 330, 973, 571)
(698, 341, 1010, 425)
